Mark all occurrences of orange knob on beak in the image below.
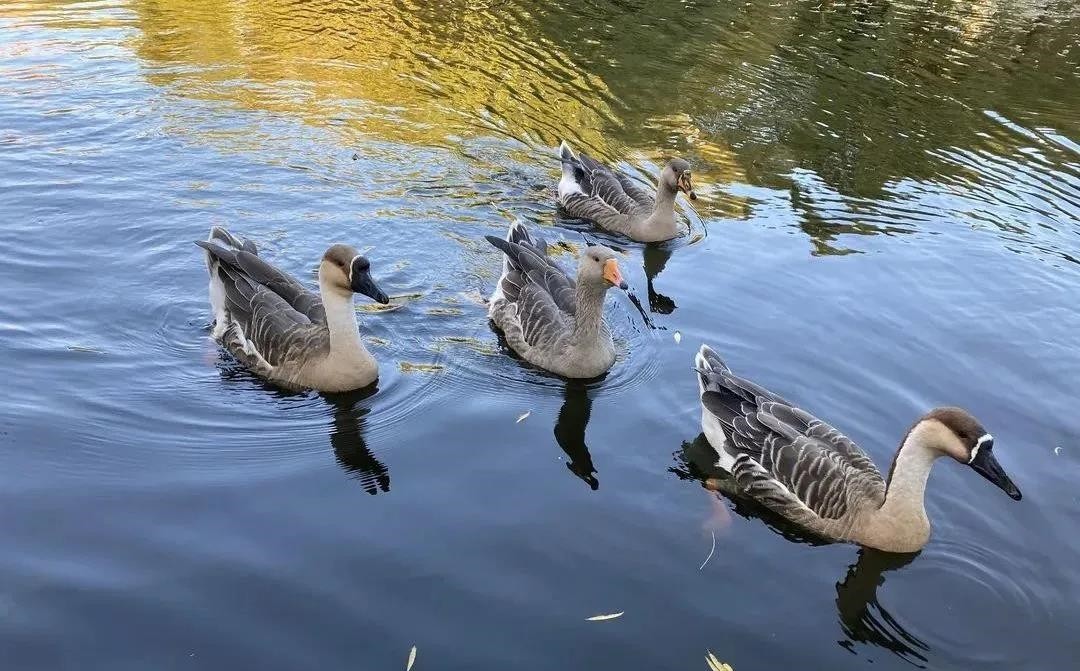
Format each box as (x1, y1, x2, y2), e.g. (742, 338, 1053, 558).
(602, 258, 628, 289)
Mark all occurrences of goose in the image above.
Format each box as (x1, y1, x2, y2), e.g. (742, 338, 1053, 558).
(485, 221, 628, 379)
(557, 140, 696, 242)
(196, 227, 390, 393)
(694, 344, 1022, 553)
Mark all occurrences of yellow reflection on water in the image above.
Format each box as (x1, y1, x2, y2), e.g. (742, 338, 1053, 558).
(127, 0, 621, 150)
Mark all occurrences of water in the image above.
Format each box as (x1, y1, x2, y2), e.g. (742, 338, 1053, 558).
(2, 0, 1079, 668)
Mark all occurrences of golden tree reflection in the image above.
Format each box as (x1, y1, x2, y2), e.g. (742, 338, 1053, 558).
(128, 0, 621, 150)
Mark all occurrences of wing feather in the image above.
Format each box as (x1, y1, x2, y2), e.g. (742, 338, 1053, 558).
(699, 355, 886, 522)
(485, 233, 576, 316)
(198, 239, 329, 367)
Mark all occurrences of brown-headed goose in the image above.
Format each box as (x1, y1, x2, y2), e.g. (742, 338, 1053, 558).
(557, 140, 696, 242)
(196, 227, 390, 393)
(694, 344, 1022, 553)
(485, 221, 628, 379)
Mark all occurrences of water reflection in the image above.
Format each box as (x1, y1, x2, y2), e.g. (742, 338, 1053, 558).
(325, 388, 390, 495)
(84, 0, 1073, 259)
(673, 434, 929, 664)
(127, 0, 621, 150)
(673, 434, 828, 546)
(836, 549, 928, 666)
(642, 243, 676, 314)
(553, 381, 599, 490)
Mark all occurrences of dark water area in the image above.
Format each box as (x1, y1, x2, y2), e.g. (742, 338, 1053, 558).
(2, 0, 1079, 668)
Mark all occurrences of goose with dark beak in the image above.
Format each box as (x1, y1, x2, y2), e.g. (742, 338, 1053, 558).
(695, 345, 1024, 553)
(196, 227, 391, 392)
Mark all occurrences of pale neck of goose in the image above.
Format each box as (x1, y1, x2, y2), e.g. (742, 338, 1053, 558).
(319, 280, 366, 355)
(644, 178, 679, 234)
(571, 280, 608, 345)
(869, 422, 943, 542)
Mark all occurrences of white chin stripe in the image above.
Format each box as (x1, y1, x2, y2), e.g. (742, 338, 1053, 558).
(969, 433, 993, 463)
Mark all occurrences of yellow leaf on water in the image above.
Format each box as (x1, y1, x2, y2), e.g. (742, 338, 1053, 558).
(585, 611, 623, 621)
(406, 645, 417, 671)
(516, 411, 531, 423)
(398, 361, 444, 374)
(705, 649, 733, 671)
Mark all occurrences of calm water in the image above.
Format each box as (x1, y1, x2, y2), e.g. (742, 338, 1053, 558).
(2, 0, 1079, 668)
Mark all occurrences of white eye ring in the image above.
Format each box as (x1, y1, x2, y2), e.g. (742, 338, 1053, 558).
(969, 433, 993, 463)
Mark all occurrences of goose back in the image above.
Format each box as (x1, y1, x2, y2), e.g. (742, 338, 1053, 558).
(558, 143, 651, 237)
(486, 224, 576, 351)
(485, 222, 617, 378)
(696, 345, 887, 534)
(198, 230, 331, 372)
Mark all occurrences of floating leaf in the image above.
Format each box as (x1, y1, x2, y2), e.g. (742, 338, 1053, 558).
(586, 611, 623, 621)
(398, 362, 444, 374)
(406, 645, 417, 671)
(705, 650, 733, 671)
(516, 411, 531, 423)
(426, 307, 464, 316)
(356, 302, 403, 313)
(673, 331, 682, 344)
(432, 336, 498, 356)
(457, 289, 488, 306)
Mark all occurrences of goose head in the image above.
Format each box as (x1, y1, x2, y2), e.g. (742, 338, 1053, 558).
(319, 244, 390, 304)
(578, 245, 628, 291)
(661, 158, 696, 200)
(918, 407, 1022, 501)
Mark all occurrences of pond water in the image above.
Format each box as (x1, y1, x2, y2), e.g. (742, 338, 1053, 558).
(2, 0, 1079, 668)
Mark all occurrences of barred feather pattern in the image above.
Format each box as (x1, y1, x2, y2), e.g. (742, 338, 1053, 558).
(198, 228, 334, 386)
(486, 222, 616, 379)
(696, 345, 887, 541)
(557, 142, 671, 240)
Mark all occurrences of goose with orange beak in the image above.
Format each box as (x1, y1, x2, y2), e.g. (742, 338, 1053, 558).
(486, 221, 628, 379)
(557, 140, 697, 242)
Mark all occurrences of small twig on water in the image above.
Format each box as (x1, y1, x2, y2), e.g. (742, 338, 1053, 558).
(699, 530, 716, 571)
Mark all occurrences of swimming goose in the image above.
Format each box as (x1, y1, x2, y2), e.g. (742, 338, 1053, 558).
(485, 221, 628, 379)
(196, 227, 390, 393)
(694, 344, 1022, 553)
(557, 140, 696, 242)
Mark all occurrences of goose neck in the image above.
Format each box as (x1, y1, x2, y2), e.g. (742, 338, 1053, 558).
(572, 281, 607, 343)
(320, 281, 364, 353)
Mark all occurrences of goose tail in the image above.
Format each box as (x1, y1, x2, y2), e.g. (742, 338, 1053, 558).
(558, 140, 575, 162)
(557, 140, 584, 199)
(506, 219, 531, 247)
(198, 229, 245, 338)
(695, 344, 729, 394)
(206, 226, 257, 255)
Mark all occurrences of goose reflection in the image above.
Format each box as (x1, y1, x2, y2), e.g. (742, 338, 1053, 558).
(836, 549, 928, 666)
(642, 243, 676, 314)
(673, 434, 929, 665)
(553, 381, 599, 490)
(325, 387, 390, 495)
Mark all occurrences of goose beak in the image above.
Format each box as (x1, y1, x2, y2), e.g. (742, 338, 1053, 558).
(350, 262, 390, 304)
(602, 258, 628, 290)
(678, 172, 697, 200)
(969, 447, 1022, 501)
